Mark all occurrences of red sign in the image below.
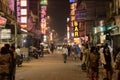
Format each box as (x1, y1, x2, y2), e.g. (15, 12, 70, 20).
(0, 17, 7, 27)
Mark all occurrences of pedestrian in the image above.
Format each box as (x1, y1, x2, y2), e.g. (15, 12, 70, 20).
(87, 46, 99, 80)
(40, 44, 44, 57)
(81, 45, 90, 71)
(37, 46, 41, 57)
(50, 43, 55, 54)
(9, 45, 17, 80)
(16, 46, 23, 67)
(100, 45, 114, 80)
(0, 46, 12, 80)
(115, 47, 120, 80)
(74, 44, 81, 61)
(67, 45, 71, 57)
(80, 44, 85, 60)
(62, 45, 68, 63)
(28, 46, 33, 57)
(71, 45, 75, 60)
(4, 44, 14, 80)
(15, 46, 21, 56)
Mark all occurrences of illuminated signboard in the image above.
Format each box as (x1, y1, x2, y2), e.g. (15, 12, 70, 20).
(0, 17, 7, 27)
(17, 0, 21, 23)
(43, 35, 47, 42)
(67, 26, 70, 39)
(21, 24, 27, 28)
(100, 35, 106, 43)
(50, 32, 53, 41)
(21, 0, 27, 7)
(73, 21, 79, 37)
(71, 16, 75, 21)
(74, 38, 80, 43)
(21, 9, 27, 15)
(69, 0, 75, 3)
(20, 0, 28, 29)
(21, 16, 27, 23)
(70, 3, 76, 27)
(40, 0, 48, 5)
(41, 6, 47, 34)
(1, 29, 11, 39)
(70, 3, 76, 10)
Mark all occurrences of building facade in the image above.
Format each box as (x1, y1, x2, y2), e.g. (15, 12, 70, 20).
(0, 0, 16, 44)
(75, 0, 107, 45)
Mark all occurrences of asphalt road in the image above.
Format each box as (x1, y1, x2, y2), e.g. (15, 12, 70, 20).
(15, 51, 88, 80)
(15, 50, 117, 80)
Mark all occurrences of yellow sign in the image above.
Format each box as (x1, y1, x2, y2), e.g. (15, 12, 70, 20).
(75, 26, 78, 31)
(74, 38, 80, 43)
(73, 21, 79, 37)
(100, 35, 106, 43)
(73, 21, 78, 26)
(74, 32, 79, 36)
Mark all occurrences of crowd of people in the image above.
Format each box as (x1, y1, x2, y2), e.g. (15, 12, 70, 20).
(61, 43, 120, 80)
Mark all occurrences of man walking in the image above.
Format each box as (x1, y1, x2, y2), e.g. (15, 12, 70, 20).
(74, 44, 81, 61)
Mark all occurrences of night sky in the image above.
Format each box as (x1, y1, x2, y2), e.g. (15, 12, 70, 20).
(47, 0, 70, 39)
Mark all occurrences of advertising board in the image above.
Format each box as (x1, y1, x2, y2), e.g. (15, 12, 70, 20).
(0, 17, 7, 27)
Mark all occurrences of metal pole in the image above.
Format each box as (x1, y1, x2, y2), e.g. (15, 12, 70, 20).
(15, 22, 17, 48)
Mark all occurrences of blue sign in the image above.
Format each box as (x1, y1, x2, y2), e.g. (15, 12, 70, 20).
(69, 0, 75, 3)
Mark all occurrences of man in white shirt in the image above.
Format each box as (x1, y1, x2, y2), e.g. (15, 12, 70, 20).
(62, 45, 68, 63)
(15, 46, 21, 56)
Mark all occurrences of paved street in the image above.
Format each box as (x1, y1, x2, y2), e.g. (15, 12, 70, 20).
(15, 50, 116, 80)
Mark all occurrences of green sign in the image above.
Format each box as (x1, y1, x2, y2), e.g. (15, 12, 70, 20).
(107, 26, 119, 31)
(40, 0, 48, 5)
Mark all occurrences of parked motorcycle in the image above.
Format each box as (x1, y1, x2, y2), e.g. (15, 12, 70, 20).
(16, 54, 23, 67)
(32, 49, 38, 59)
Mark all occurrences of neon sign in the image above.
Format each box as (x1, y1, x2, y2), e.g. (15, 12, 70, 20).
(0, 17, 7, 27)
(73, 21, 79, 37)
(69, 0, 75, 3)
(40, 0, 48, 5)
(41, 6, 47, 34)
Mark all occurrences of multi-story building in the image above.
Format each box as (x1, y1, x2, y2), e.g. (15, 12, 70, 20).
(76, 0, 107, 45)
(108, 0, 120, 52)
(0, 0, 16, 43)
(28, 0, 49, 47)
(76, 0, 120, 52)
